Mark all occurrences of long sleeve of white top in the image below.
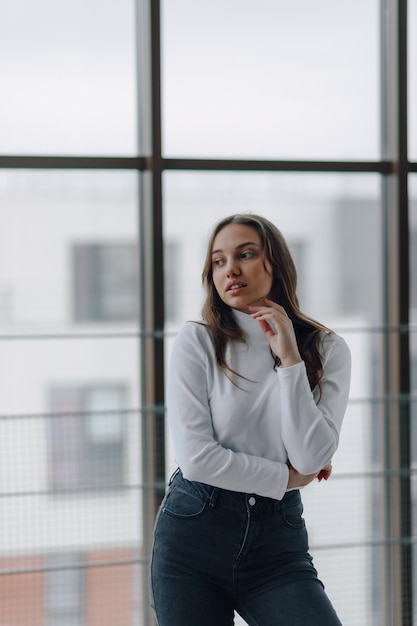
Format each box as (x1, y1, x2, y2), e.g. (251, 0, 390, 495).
(167, 319, 351, 501)
(278, 333, 351, 475)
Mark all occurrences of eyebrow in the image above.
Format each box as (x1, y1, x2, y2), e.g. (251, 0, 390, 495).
(211, 241, 261, 255)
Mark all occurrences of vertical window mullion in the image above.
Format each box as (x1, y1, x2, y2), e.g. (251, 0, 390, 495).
(136, 2, 165, 624)
(380, 1, 412, 624)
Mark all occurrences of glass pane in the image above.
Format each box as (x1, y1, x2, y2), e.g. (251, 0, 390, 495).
(164, 171, 383, 625)
(410, 0, 417, 160)
(0, 170, 144, 626)
(0, 558, 144, 626)
(0, 170, 139, 332)
(162, 0, 379, 160)
(0, 0, 137, 155)
(312, 545, 385, 626)
(163, 172, 381, 328)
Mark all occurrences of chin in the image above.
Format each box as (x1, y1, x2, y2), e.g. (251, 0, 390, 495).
(231, 304, 250, 313)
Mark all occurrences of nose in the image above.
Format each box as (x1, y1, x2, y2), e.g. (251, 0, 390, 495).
(225, 258, 241, 276)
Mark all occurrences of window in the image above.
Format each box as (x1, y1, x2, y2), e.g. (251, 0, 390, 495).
(72, 243, 139, 323)
(45, 553, 85, 626)
(0, 2, 415, 625)
(48, 385, 126, 492)
(163, 240, 180, 323)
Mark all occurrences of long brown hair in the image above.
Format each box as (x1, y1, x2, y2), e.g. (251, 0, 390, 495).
(201, 213, 331, 392)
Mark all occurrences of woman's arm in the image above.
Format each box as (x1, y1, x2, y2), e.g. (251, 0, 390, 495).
(167, 323, 290, 500)
(249, 299, 351, 476)
(278, 333, 351, 475)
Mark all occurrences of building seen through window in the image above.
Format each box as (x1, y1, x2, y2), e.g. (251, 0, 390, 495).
(48, 385, 127, 492)
(72, 244, 139, 323)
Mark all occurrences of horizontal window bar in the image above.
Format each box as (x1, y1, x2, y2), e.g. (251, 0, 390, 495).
(0, 330, 164, 341)
(0, 557, 149, 577)
(163, 158, 395, 173)
(1, 469, 416, 500)
(0, 484, 143, 498)
(0, 156, 146, 169)
(3, 537, 417, 578)
(0, 480, 167, 499)
(1, 395, 417, 423)
(2, 155, 417, 174)
(0, 325, 415, 343)
(1, 155, 417, 174)
(0, 404, 165, 420)
(313, 536, 417, 552)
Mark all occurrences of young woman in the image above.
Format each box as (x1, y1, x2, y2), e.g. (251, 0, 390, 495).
(150, 214, 351, 625)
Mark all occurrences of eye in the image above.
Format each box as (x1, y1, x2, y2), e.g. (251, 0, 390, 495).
(212, 257, 224, 267)
(240, 250, 255, 260)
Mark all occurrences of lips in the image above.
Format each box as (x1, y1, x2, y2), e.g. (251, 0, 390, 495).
(227, 282, 246, 292)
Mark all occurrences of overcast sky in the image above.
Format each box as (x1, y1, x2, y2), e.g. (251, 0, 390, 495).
(0, 0, 415, 159)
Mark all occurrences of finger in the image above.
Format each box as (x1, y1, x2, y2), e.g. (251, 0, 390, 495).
(317, 467, 332, 482)
(258, 319, 275, 337)
(251, 311, 274, 321)
(264, 298, 287, 314)
(248, 305, 271, 314)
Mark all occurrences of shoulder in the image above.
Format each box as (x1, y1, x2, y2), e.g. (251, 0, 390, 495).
(169, 321, 216, 375)
(320, 331, 351, 366)
(172, 321, 214, 353)
(175, 320, 210, 340)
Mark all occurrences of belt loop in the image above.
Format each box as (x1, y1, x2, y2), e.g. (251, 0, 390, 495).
(168, 467, 181, 486)
(209, 486, 220, 508)
(274, 498, 281, 516)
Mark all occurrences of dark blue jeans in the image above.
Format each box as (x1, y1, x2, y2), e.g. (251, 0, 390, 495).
(149, 470, 342, 626)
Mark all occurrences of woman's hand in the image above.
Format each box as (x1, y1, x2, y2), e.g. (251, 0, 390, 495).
(248, 298, 302, 367)
(317, 463, 332, 482)
(287, 463, 332, 489)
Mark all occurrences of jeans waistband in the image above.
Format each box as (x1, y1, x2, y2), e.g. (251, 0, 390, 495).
(169, 468, 300, 514)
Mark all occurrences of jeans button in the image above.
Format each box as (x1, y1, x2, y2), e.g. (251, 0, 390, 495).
(248, 496, 256, 506)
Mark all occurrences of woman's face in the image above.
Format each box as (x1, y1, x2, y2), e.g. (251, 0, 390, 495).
(211, 223, 273, 313)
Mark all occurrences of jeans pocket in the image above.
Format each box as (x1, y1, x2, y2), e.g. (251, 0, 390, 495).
(281, 500, 306, 529)
(162, 484, 208, 519)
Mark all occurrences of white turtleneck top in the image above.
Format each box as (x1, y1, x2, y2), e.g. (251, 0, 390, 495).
(167, 309, 351, 501)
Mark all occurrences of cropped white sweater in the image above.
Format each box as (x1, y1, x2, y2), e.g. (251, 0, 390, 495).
(167, 309, 351, 501)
